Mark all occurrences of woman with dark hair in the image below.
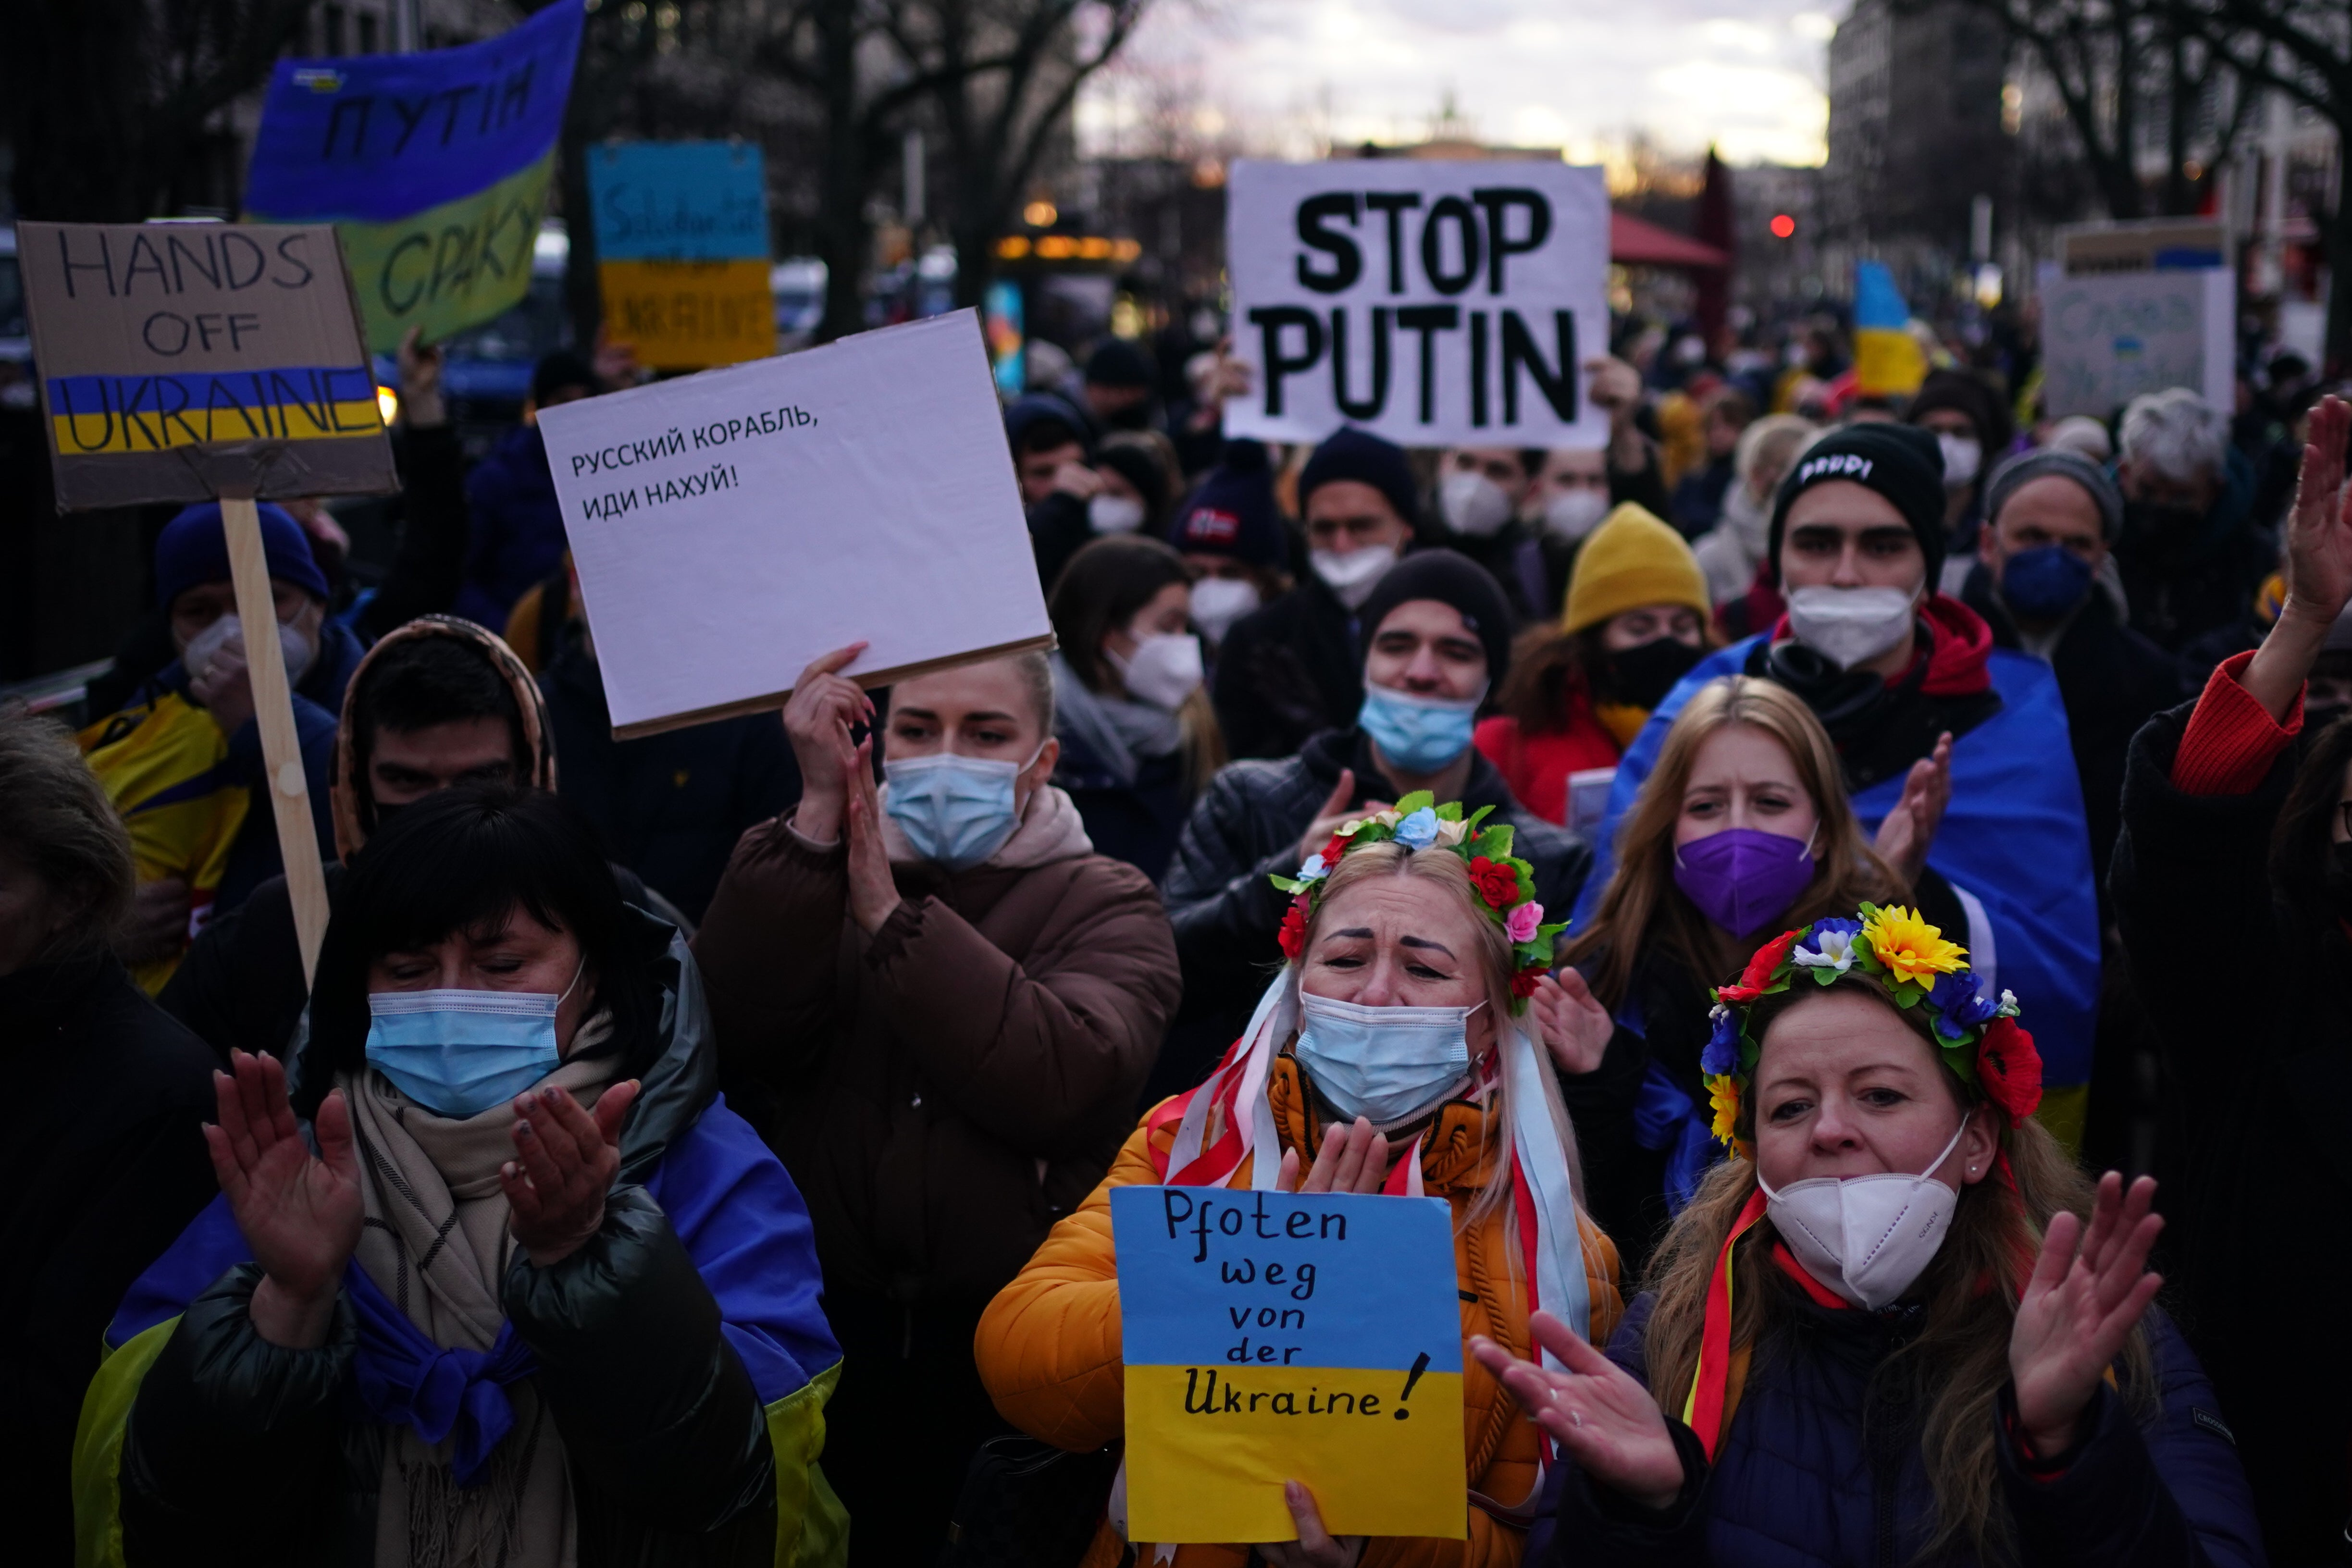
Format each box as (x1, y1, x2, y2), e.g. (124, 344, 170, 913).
(2111, 393, 2352, 1560)
(0, 711, 218, 1564)
(1473, 910, 2260, 1568)
(1048, 533, 1227, 878)
(79, 785, 847, 1568)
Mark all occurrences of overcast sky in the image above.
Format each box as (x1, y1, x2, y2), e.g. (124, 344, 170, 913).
(1079, 0, 1841, 169)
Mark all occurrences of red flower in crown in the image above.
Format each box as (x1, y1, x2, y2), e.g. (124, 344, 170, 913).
(1976, 1016, 2043, 1126)
(1467, 855, 1521, 911)
(1277, 896, 1311, 961)
(1510, 963, 1547, 1000)
(1717, 928, 1801, 1004)
(1318, 833, 1350, 872)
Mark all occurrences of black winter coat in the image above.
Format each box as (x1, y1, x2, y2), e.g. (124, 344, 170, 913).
(1158, 728, 1592, 1100)
(121, 916, 784, 1567)
(1210, 574, 1366, 761)
(2112, 698, 2352, 1562)
(0, 954, 217, 1565)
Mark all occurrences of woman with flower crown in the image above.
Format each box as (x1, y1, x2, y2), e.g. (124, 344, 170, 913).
(978, 796, 1625, 1568)
(1469, 910, 2261, 1568)
(1549, 674, 1957, 1270)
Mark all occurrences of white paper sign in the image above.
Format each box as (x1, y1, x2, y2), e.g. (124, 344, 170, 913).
(539, 310, 1051, 738)
(2041, 269, 2234, 420)
(1224, 160, 1610, 450)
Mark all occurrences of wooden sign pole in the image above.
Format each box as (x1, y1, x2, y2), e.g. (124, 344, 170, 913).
(219, 493, 332, 986)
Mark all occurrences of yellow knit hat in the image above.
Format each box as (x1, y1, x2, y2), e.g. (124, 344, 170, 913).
(1560, 503, 1710, 634)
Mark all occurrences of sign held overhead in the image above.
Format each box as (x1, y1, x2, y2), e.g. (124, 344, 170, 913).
(1224, 160, 1610, 450)
(591, 141, 776, 370)
(538, 309, 1051, 739)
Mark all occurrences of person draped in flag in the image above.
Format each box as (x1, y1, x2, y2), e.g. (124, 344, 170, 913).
(978, 793, 1624, 1568)
(1467, 907, 2259, 1568)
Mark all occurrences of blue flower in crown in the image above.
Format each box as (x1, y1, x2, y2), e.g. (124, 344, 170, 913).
(1928, 970, 2000, 1039)
(1393, 806, 1440, 850)
(1701, 1004, 1741, 1076)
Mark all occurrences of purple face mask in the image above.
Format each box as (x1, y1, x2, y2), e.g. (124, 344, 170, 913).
(1672, 827, 1817, 936)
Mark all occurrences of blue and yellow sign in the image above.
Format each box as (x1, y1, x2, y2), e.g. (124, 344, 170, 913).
(1110, 1185, 1467, 1544)
(243, 0, 584, 352)
(591, 142, 773, 369)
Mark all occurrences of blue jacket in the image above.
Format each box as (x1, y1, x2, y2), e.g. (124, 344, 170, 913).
(458, 422, 567, 632)
(1570, 636, 2101, 1089)
(1529, 1289, 2264, 1568)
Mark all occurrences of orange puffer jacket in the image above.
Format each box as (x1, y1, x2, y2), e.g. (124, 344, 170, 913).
(976, 1055, 1624, 1568)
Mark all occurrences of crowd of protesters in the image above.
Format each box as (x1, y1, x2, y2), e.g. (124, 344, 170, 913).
(5, 285, 2348, 1568)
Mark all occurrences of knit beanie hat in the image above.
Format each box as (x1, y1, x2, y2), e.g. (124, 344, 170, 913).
(1095, 436, 1172, 508)
(1085, 337, 1155, 389)
(1168, 440, 1288, 568)
(1906, 367, 2012, 453)
(1561, 503, 1710, 634)
(1982, 447, 2124, 541)
(154, 501, 330, 610)
(1300, 427, 1419, 529)
(1004, 392, 1092, 454)
(1766, 422, 1946, 587)
(532, 351, 599, 407)
(1355, 548, 1513, 685)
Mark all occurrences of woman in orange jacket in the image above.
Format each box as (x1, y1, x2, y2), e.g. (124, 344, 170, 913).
(977, 795, 1625, 1568)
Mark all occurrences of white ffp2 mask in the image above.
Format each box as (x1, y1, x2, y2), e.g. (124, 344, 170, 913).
(1757, 1116, 1970, 1310)
(1785, 585, 1918, 671)
(1111, 631, 1204, 711)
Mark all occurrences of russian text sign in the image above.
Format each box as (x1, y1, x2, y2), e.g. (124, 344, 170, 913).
(1111, 1185, 1467, 1544)
(537, 309, 1051, 738)
(244, 0, 583, 352)
(21, 222, 396, 509)
(591, 142, 774, 370)
(1225, 160, 1609, 450)
(2041, 268, 2233, 420)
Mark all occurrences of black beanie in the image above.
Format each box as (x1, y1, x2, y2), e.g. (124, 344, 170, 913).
(1300, 427, 1420, 529)
(1354, 548, 1514, 687)
(1085, 338, 1155, 389)
(1766, 422, 1947, 588)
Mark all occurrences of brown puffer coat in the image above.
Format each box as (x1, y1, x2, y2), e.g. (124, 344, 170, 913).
(692, 786, 1182, 1303)
(977, 1055, 1625, 1568)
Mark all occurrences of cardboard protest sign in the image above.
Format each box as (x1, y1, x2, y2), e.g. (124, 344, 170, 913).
(1111, 1185, 1466, 1544)
(2041, 269, 2233, 420)
(1225, 160, 1609, 450)
(19, 222, 396, 509)
(244, 0, 583, 351)
(538, 309, 1051, 738)
(592, 141, 775, 370)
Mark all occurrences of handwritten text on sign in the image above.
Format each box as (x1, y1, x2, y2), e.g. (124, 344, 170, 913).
(1224, 159, 1610, 450)
(1111, 1185, 1466, 1545)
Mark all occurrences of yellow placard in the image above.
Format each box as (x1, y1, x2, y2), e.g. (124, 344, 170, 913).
(598, 257, 774, 369)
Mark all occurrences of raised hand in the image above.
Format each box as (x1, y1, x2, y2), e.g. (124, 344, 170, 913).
(842, 736, 903, 934)
(204, 1049, 362, 1348)
(1254, 1481, 1364, 1568)
(2246, 395, 2352, 720)
(396, 326, 446, 429)
(503, 1079, 641, 1268)
(187, 629, 257, 736)
(1531, 968, 1614, 1076)
(782, 642, 874, 842)
(1296, 769, 1382, 866)
(1872, 729, 1954, 889)
(1470, 1310, 1684, 1511)
(2009, 1172, 2164, 1458)
(1273, 1116, 1393, 1197)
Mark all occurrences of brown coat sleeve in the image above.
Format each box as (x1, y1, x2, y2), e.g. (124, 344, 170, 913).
(862, 855, 1181, 1158)
(690, 815, 849, 1084)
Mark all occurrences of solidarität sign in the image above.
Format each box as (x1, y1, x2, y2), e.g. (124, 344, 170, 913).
(1224, 160, 1609, 450)
(592, 141, 775, 370)
(537, 309, 1051, 739)
(1111, 1185, 1466, 1544)
(19, 221, 396, 509)
(243, 0, 583, 352)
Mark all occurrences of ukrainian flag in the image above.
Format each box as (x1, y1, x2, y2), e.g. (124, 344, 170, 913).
(1853, 260, 1927, 398)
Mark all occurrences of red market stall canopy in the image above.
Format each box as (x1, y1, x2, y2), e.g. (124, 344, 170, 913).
(1610, 210, 1729, 271)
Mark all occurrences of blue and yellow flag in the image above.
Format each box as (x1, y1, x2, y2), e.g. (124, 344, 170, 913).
(244, 0, 585, 352)
(1110, 1185, 1467, 1544)
(1853, 259, 1927, 397)
(591, 141, 774, 369)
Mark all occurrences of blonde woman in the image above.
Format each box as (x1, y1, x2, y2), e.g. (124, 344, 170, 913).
(1550, 676, 1952, 1269)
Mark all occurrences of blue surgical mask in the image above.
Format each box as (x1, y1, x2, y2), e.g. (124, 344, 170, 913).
(2000, 544, 2094, 623)
(1358, 684, 1480, 774)
(883, 747, 1039, 870)
(1292, 991, 1480, 1129)
(365, 985, 568, 1120)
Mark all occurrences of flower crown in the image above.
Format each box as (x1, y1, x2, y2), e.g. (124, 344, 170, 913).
(1267, 791, 1568, 1012)
(1700, 902, 2043, 1156)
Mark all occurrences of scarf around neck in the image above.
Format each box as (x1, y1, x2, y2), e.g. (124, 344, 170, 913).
(1050, 650, 1184, 788)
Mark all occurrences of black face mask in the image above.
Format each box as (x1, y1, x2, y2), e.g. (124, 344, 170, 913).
(2123, 501, 2206, 549)
(1103, 400, 1153, 432)
(1604, 636, 1705, 711)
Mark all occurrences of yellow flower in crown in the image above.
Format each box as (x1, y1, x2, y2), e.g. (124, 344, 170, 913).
(1705, 1073, 1741, 1147)
(1861, 904, 1968, 986)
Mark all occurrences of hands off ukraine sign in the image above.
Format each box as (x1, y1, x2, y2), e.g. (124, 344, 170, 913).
(1111, 1185, 1466, 1543)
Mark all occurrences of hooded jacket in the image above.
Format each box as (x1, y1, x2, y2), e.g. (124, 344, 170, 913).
(1572, 600, 2101, 1117)
(160, 617, 567, 1064)
(691, 786, 1181, 1305)
(975, 1056, 1625, 1568)
(78, 914, 847, 1568)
